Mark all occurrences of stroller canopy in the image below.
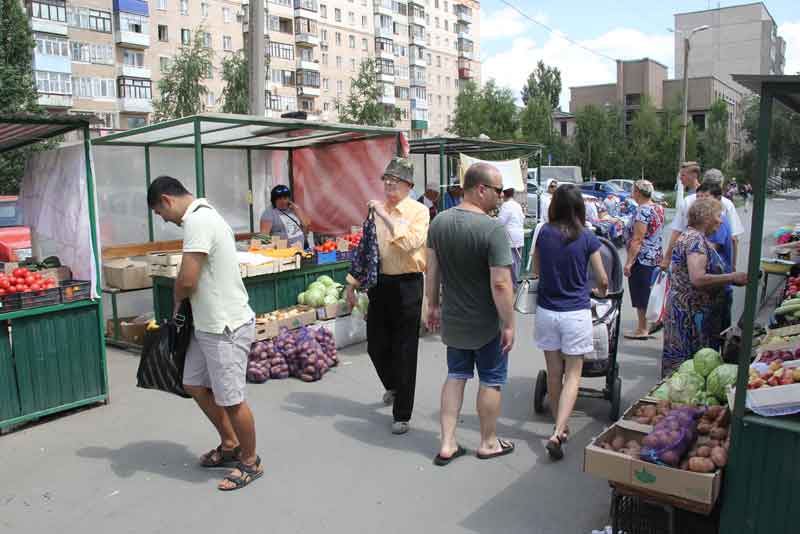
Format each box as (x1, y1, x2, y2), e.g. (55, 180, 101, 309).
(589, 237, 624, 295)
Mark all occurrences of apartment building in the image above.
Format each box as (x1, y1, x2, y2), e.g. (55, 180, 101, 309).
(675, 2, 786, 93)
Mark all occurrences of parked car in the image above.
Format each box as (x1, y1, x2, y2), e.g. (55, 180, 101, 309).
(579, 181, 630, 202)
(527, 165, 583, 185)
(607, 179, 666, 205)
(0, 196, 31, 262)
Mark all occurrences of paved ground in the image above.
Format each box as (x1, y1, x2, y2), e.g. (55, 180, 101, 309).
(1, 197, 795, 534)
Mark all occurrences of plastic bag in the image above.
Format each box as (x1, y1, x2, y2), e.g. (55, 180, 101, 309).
(646, 269, 669, 322)
(640, 406, 701, 466)
(347, 208, 380, 290)
(136, 300, 192, 398)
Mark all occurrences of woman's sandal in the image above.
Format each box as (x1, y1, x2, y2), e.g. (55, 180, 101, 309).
(546, 434, 565, 461)
(218, 456, 264, 491)
(200, 445, 241, 468)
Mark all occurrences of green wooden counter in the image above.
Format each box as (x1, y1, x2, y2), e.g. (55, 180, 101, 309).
(0, 300, 108, 430)
(720, 413, 800, 533)
(152, 261, 352, 322)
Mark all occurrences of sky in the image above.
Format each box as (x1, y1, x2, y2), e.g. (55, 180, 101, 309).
(478, 0, 800, 109)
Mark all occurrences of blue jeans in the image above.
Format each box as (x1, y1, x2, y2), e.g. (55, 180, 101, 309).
(446, 335, 508, 387)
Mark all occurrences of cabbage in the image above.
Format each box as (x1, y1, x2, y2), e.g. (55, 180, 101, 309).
(652, 382, 670, 401)
(691, 391, 721, 406)
(707, 364, 738, 401)
(305, 288, 325, 307)
(668, 370, 705, 405)
(678, 360, 695, 375)
(316, 275, 335, 287)
(323, 294, 338, 305)
(693, 348, 722, 378)
(297, 291, 307, 305)
(307, 282, 325, 293)
(325, 287, 340, 300)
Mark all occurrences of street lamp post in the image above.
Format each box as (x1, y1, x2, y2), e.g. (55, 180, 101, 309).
(670, 25, 710, 165)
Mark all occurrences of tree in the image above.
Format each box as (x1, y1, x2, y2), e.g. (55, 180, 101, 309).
(153, 28, 213, 121)
(220, 51, 248, 114)
(519, 94, 554, 145)
(520, 60, 562, 109)
(700, 98, 730, 170)
(449, 80, 485, 137)
(0, 0, 44, 193)
(627, 96, 661, 179)
(336, 58, 399, 126)
(449, 79, 518, 140)
(574, 104, 627, 179)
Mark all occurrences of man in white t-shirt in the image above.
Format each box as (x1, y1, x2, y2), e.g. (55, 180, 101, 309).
(498, 188, 525, 287)
(148, 176, 261, 492)
(661, 168, 744, 271)
(539, 179, 558, 222)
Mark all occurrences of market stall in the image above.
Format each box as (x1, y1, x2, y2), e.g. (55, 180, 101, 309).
(0, 116, 108, 431)
(92, 113, 403, 324)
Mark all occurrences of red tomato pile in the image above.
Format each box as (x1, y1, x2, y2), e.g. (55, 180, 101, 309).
(315, 240, 337, 253)
(341, 231, 362, 248)
(0, 267, 57, 297)
(785, 275, 800, 299)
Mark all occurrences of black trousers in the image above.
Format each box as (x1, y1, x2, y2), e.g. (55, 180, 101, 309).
(367, 273, 423, 422)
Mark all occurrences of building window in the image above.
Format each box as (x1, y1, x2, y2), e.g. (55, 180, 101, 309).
(436, 55, 441, 67)
(434, 17, 439, 28)
(181, 28, 191, 45)
(269, 42, 294, 60)
(377, 58, 394, 75)
(30, 0, 67, 23)
(337, 80, 343, 94)
(295, 17, 318, 36)
(71, 77, 116, 98)
(362, 38, 368, 51)
(206, 93, 215, 106)
(349, 35, 355, 48)
(201, 2, 208, 16)
(158, 0, 167, 10)
(362, 15, 367, 28)
(692, 113, 706, 131)
(444, 19, 448, 31)
(296, 69, 320, 88)
(180, 0, 188, 14)
(376, 37, 392, 53)
(203, 32, 212, 48)
(267, 93, 297, 112)
(118, 12, 149, 34)
(127, 117, 146, 129)
(334, 8, 341, 22)
(70, 42, 113, 64)
(395, 86, 409, 100)
(348, 11, 354, 24)
(335, 32, 342, 45)
(123, 49, 145, 67)
(118, 77, 152, 99)
(322, 78, 329, 91)
(158, 24, 169, 41)
(321, 53, 328, 65)
(204, 64, 213, 79)
(320, 29, 328, 42)
(223, 35, 232, 51)
(35, 70, 71, 94)
(160, 57, 170, 72)
(323, 102, 330, 111)
(36, 35, 69, 58)
(320, 4, 327, 18)
(625, 93, 641, 106)
(67, 6, 112, 32)
(560, 121, 568, 137)
(335, 55, 342, 67)
(223, 7, 231, 22)
(350, 58, 356, 71)
(270, 69, 295, 86)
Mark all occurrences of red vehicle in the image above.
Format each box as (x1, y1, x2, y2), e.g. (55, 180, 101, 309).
(0, 196, 32, 262)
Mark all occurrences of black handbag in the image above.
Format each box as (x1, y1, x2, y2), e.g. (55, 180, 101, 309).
(136, 300, 193, 398)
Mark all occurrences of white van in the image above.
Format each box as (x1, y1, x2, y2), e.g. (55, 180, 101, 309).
(527, 166, 583, 185)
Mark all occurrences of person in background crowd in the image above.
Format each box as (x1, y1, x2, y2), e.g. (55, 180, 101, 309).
(661, 198, 748, 378)
(426, 162, 515, 466)
(418, 186, 440, 220)
(623, 180, 665, 340)
(680, 161, 702, 195)
(260, 185, 311, 249)
(540, 179, 558, 223)
(444, 178, 463, 209)
(533, 184, 608, 460)
(583, 195, 600, 226)
(147, 176, 260, 491)
(498, 188, 525, 288)
(604, 194, 620, 217)
(346, 157, 429, 435)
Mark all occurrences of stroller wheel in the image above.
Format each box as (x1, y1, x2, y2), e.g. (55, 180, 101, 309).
(609, 377, 622, 421)
(534, 370, 547, 415)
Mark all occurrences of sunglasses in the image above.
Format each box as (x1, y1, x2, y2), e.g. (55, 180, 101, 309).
(481, 183, 504, 195)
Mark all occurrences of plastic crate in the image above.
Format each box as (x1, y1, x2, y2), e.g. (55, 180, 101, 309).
(18, 287, 61, 309)
(316, 251, 338, 265)
(611, 490, 719, 534)
(0, 294, 21, 312)
(59, 280, 91, 303)
(337, 250, 354, 262)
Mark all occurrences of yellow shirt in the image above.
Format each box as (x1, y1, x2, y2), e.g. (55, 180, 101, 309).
(347, 196, 429, 286)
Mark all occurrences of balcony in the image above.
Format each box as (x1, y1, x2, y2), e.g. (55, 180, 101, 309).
(37, 93, 72, 108)
(411, 119, 427, 130)
(456, 7, 472, 24)
(373, 0, 393, 16)
(458, 67, 473, 79)
(377, 71, 394, 84)
(411, 98, 427, 110)
(295, 32, 319, 47)
(293, 0, 318, 17)
(376, 47, 394, 60)
(375, 26, 393, 40)
(120, 64, 152, 79)
(458, 30, 472, 41)
(409, 31, 425, 46)
(410, 53, 425, 66)
(296, 85, 320, 97)
(31, 18, 68, 36)
(296, 58, 320, 71)
(458, 49, 473, 60)
(115, 31, 150, 49)
(378, 94, 396, 106)
(119, 97, 153, 113)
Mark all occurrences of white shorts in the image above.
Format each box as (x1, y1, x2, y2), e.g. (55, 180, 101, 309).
(535, 307, 594, 356)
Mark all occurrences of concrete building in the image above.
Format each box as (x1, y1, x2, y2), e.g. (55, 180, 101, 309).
(551, 110, 575, 139)
(26, 0, 477, 134)
(674, 2, 786, 92)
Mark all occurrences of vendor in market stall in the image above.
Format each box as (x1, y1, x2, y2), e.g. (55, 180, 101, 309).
(260, 185, 311, 249)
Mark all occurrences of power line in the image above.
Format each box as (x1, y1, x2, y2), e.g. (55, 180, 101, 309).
(497, 0, 618, 63)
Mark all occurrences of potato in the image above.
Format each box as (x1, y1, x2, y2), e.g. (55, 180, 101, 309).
(634, 406, 644, 417)
(642, 433, 663, 449)
(697, 423, 712, 435)
(680, 459, 690, 471)
(688, 457, 716, 473)
(660, 450, 680, 466)
(635, 417, 652, 425)
(652, 415, 665, 425)
(705, 405, 723, 420)
(715, 409, 731, 428)
(601, 442, 614, 450)
(641, 405, 658, 419)
(625, 440, 641, 450)
(708, 439, 721, 448)
(696, 446, 711, 458)
(711, 446, 728, 467)
(710, 427, 728, 440)
(657, 400, 671, 415)
(611, 436, 626, 451)
(696, 435, 711, 445)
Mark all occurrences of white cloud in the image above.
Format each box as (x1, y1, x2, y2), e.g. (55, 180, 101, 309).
(781, 21, 800, 75)
(479, 7, 548, 41)
(481, 28, 673, 110)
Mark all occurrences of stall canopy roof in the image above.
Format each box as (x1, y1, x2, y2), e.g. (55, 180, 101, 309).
(92, 113, 403, 150)
(408, 136, 543, 157)
(0, 115, 89, 153)
(733, 74, 800, 114)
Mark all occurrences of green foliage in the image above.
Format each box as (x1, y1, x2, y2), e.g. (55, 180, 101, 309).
(574, 104, 627, 179)
(336, 58, 399, 127)
(741, 95, 800, 180)
(700, 98, 730, 171)
(0, 0, 45, 194)
(627, 96, 661, 179)
(220, 51, 249, 114)
(153, 28, 213, 122)
(519, 95, 554, 145)
(521, 60, 562, 109)
(449, 79, 518, 140)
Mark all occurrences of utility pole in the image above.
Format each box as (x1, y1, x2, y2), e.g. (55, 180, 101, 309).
(673, 25, 710, 165)
(248, 0, 266, 115)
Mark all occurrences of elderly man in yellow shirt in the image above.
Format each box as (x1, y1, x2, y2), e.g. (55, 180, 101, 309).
(347, 157, 430, 435)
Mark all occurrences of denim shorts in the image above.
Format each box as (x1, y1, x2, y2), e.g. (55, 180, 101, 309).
(446, 335, 508, 387)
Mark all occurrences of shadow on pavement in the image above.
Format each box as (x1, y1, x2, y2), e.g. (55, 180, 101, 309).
(76, 441, 220, 483)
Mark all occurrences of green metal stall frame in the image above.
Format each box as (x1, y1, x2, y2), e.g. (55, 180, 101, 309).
(92, 113, 405, 318)
(719, 75, 800, 534)
(0, 116, 109, 431)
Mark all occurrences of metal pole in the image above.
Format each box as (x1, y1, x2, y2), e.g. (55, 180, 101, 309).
(438, 142, 446, 212)
(679, 36, 690, 165)
(287, 149, 294, 196)
(193, 118, 205, 197)
(248, 0, 266, 115)
(423, 154, 428, 194)
(536, 152, 542, 223)
(144, 145, 154, 242)
(247, 148, 254, 232)
(732, 89, 773, 420)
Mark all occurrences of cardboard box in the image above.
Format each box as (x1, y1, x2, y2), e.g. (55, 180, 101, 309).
(336, 238, 351, 252)
(584, 424, 722, 507)
(254, 305, 317, 339)
(103, 259, 151, 290)
(148, 264, 179, 278)
(272, 238, 288, 249)
(619, 400, 658, 433)
(244, 261, 276, 277)
(746, 381, 800, 411)
(277, 255, 301, 272)
(254, 318, 279, 341)
(146, 250, 182, 266)
(316, 301, 351, 321)
(106, 316, 148, 345)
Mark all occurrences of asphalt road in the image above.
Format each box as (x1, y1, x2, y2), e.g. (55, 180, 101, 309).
(0, 196, 796, 534)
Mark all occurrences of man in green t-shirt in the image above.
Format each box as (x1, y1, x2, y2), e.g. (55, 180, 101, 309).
(425, 163, 516, 466)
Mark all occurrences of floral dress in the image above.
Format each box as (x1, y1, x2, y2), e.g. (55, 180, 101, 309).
(661, 228, 727, 377)
(624, 203, 665, 267)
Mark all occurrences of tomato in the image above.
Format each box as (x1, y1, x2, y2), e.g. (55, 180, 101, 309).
(32, 272, 42, 281)
(0, 289, 5, 296)
(25, 275, 35, 285)
(12, 268, 27, 278)
(46, 278, 55, 285)
(30, 283, 41, 291)
(0, 280, 9, 290)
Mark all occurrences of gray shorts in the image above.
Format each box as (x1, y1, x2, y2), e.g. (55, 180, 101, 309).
(183, 318, 255, 407)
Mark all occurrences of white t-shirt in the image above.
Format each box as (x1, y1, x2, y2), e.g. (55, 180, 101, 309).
(540, 194, 552, 223)
(182, 198, 254, 334)
(671, 194, 744, 237)
(498, 198, 525, 248)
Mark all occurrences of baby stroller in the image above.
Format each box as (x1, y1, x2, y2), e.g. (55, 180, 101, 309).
(532, 237, 625, 421)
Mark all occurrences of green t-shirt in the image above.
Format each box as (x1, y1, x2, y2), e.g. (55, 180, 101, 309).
(427, 207, 513, 350)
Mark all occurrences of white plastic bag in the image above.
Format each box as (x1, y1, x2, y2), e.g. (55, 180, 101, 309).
(646, 270, 669, 322)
